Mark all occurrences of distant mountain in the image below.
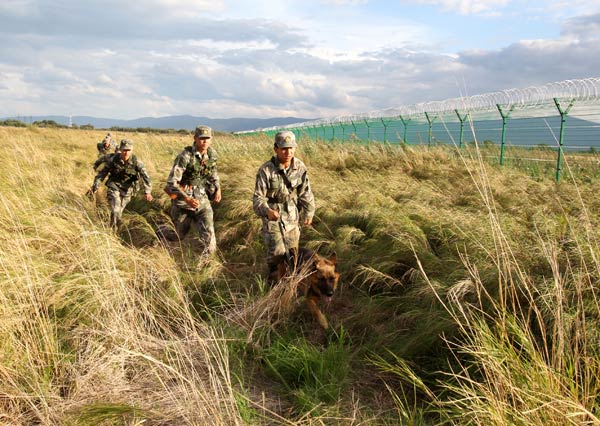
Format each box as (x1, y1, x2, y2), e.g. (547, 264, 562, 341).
(2, 114, 312, 132)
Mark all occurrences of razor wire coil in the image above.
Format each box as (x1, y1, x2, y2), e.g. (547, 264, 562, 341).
(236, 77, 600, 134)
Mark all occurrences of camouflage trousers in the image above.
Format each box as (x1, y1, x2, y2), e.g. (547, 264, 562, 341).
(107, 187, 133, 230)
(170, 201, 216, 254)
(262, 220, 300, 271)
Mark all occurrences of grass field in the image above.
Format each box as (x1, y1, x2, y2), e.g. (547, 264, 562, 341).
(1, 126, 600, 425)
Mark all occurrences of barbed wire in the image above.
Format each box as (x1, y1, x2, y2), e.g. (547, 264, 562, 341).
(236, 77, 600, 134)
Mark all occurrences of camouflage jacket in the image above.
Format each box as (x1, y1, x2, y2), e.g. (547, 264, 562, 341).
(253, 156, 315, 229)
(93, 152, 116, 171)
(97, 140, 117, 155)
(165, 145, 220, 208)
(92, 154, 152, 194)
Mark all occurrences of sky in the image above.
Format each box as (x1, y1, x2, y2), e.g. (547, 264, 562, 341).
(1, 0, 599, 120)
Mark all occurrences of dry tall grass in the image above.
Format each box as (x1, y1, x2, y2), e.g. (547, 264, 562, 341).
(1, 126, 600, 425)
(369, 137, 600, 424)
(0, 127, 244, 425)
(429, 141, 600, 425)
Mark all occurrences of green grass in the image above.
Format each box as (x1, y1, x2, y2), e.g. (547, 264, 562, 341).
(259, 329, 352, 413)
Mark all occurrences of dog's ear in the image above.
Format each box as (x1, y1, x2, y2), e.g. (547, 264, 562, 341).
(328, 252, 337, 265)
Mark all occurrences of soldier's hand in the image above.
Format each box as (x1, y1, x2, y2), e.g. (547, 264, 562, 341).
(185, 196, 200, 209)
(213, 188, 222, 203)
(303, 218, 313, 226)
(267, 208, 280, 221)
(144, 193, 153, 202)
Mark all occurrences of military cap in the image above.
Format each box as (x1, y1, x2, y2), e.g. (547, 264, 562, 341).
(119, 139, 133, 150)
(274, 130, 297, 148)
(194, 125, 212, 139)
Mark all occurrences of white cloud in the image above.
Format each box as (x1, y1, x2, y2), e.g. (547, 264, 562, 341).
(299, 19, 432, 60)
(321, 0, 369, 5)
(0, 0, 598, 120)
(412, 0, 510, 15)
(152, 0, 224, 14)
(187, 39, 278, 51)
(561, 12, 600, 40)
(545, 0, 600, 16)
(0, 0, 36, 15)
(0, 70, 37, 101)
(152, 0, 225, 12)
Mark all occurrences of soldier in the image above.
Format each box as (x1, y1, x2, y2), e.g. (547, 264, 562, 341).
(253, 130, 315, 279)
(94, 133, 120, 171)
(164, 125, 222, 256)
(89, 139, 153, 229)
(97, 132, 116, 156)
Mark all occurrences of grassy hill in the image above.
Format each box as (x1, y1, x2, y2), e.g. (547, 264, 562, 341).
(1, 126, 599, 425)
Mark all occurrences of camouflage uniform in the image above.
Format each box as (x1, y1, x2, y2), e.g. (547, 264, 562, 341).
(253, 132, 315, 272)
(94, 134, 118, 171)
(92, 140, 152, 229)
(97, 135, 117, 156)
(165, 133, 220, 254)
(93, 152, 117, 171)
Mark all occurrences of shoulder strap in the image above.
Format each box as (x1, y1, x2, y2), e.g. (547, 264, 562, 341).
(270, 157, 294, 191)
(279, 169, 294, 192)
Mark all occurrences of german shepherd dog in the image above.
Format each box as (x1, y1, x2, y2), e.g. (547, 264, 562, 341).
(274, 247, 340, 329)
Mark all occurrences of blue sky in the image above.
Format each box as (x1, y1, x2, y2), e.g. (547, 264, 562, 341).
(0, 0, 598, 119)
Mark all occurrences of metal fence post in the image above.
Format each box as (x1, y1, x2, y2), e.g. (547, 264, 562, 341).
(455, 109, 468, 148)
(425, 112, 436, 147)
(350, 120, 357, 140)
(554, 97, 575, 182)
(363, 119, 371, 141)
(380, 118, 389, 142)
(399, 115, 411, 144)
(330, 124, 335, 141)
(496, 104, 514, 165)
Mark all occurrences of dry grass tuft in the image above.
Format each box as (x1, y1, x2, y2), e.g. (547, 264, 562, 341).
(227, 265, 319, 342)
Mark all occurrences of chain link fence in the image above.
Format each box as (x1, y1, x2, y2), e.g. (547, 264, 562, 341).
(236, 78, 600, 181)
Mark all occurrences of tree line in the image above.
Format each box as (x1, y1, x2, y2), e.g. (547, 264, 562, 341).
(0, 119, 199, 135)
